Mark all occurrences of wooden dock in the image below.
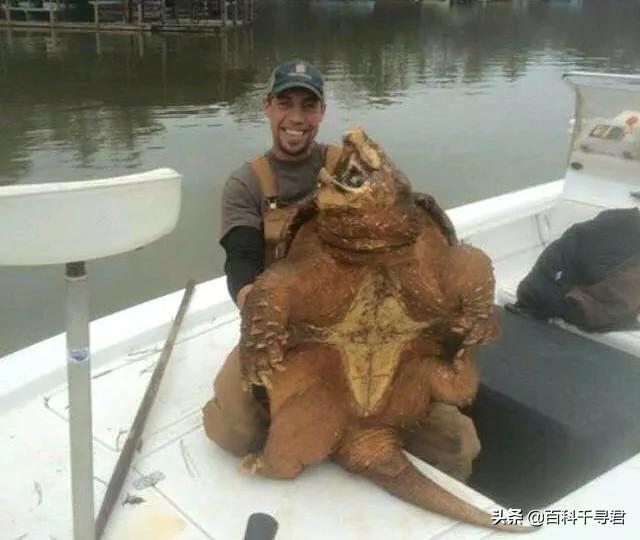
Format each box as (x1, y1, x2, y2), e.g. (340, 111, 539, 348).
(0, 0, 254, 32)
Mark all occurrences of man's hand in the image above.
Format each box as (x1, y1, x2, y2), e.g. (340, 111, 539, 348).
(236, 284, 254, 310)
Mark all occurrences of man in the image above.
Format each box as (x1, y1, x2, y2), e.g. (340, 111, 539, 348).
(203, 59, 481, 482)
(219, 59, 336, 310)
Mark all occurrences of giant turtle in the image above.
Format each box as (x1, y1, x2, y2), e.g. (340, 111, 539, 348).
(232, 128, 531, 532)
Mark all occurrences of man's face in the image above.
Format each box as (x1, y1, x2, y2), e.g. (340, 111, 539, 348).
(263, 88, 326, 160)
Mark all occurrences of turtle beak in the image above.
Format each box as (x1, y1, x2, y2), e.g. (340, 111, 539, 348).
(318, 167, 333, 187)
(318, 167, 350, 194)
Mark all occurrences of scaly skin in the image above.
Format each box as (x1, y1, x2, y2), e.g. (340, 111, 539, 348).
(235, 128, 533, 533)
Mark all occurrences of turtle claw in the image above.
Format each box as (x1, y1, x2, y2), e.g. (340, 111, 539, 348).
(239, 453, 264, 474)
(463, 336, 478, 347)
(463, 322, 493, 346)
(259, 371, 273, 389)
(240, 340, 285, 388)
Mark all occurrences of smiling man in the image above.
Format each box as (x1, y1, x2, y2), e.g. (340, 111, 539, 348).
(219, 59, 338, 309)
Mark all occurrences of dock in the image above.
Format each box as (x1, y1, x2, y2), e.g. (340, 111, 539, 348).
(0, 0, 255, 33)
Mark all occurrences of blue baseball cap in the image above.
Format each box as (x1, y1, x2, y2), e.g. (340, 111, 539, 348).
(266, 60, 324, 101)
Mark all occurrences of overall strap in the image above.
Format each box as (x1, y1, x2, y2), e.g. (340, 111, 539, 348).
(250, 154, 289, 266)
(250, 155, 278, 208)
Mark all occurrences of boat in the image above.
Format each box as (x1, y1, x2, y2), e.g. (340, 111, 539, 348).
(2, 71, 639, 539)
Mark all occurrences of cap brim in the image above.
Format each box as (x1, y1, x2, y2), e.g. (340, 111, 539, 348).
(271, 81, 323, 100)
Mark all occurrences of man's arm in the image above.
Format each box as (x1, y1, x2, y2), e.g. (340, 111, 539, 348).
(220, 170, 265, 305)
(220, 226, 264, 306)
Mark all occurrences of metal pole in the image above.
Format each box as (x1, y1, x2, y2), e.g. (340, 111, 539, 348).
(161, 35, 167, 91)
(220, 26, 227, 67)
(94, 0, 99, 30)
(6, 0, 11, 23)
(65, 261, 96, 540)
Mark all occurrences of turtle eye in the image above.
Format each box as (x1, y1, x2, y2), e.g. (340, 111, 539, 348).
(346, 173, 365, 188)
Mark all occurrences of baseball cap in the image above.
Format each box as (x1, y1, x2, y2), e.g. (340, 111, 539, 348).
(266, 60, 324, 101)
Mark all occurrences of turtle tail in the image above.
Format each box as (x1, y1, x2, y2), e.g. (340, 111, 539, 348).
(333, 427, 536, 534)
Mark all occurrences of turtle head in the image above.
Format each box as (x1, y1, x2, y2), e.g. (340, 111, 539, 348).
(316, 127, 417, 252)
(317, 127, 412, 212)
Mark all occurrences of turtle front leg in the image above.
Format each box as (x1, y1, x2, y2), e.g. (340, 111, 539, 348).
(443, 245, 500, 359)
(239, 282, 291, 388)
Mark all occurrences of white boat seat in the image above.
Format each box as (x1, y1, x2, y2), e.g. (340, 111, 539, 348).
(0, 168, 182, 266)
(0, 168, 182, 540)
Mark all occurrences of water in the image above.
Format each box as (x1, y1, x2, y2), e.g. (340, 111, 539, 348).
(1, 0, 639, 357)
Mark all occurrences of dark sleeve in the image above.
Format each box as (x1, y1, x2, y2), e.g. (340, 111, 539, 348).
(220, 226, 265, 302)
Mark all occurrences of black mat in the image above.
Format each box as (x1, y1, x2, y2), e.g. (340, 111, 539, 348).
(467, 307, 640, 511)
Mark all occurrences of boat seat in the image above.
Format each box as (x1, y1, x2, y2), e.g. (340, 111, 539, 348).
(468, 306, 640, 511)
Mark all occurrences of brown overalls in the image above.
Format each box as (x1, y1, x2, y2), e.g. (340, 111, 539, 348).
(202, 147, 481, 481)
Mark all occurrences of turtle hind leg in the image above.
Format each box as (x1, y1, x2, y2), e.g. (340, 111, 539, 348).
(242, 373, 347, 479)
(402, 403, 481, 483)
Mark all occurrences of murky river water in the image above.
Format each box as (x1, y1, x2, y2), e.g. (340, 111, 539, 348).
(1, 0, 639, 356)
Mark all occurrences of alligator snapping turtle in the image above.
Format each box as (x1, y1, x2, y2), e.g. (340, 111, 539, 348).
(235, 128, 530, 532)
